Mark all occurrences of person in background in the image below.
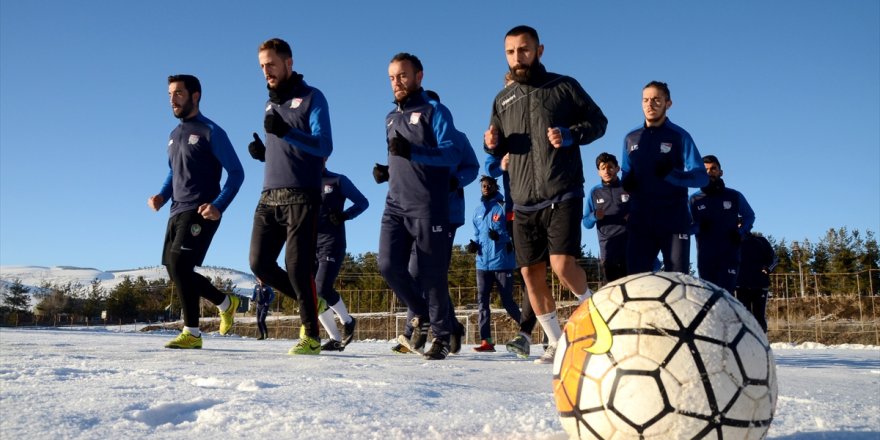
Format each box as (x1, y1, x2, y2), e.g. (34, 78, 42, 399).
(466, 175, 521, 352)
(252, 278, 275, 340)
(150, 74, 244, 349)
(583, 152, 630, 283)
(689, 155, 755, 293)
(735, 231, 777, 332)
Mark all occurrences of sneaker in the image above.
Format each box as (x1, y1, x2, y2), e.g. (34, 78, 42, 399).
(408, 316, 429, 352)
(342, 317, 357, 347)
(219, 294, 240, 335)
(424, 338, 450, 360)
(321, 339, 345, 352)
(534, 342, 557, 364)
(397, 334, 425, 355)
(164, 329, 202, 349)
(450, 320, 464, 354)
(289, 336, 321, 355)
(506, 334, 531, 359)
(473, 339, 496, 352)
(391, 343, 411, 354)
(257, 334, 266, 340)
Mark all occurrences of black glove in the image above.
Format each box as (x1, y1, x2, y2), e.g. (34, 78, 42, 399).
(264, 108, 292, 138)
(388, 130, 412, 160)
(465, 240, 480, 254)
(622, 173, 637, 193)
(655, 160, 674, 179)
(488, 229, 500, 241)
(373, 163, 389, 184)
(328, 211, 348, 226)
(506, 241, 513, 253)
(248, 133, 266, 162)
(449, 175, 460, 192)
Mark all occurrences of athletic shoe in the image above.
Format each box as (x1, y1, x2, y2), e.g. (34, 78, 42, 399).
(408, 316, 429, 352)
(321, 339, 345, 352)
(289, 336, 321, 355)
(397, 334, 425, 355)
(534, 342, 557, 364)
(506, 334, 531, 359)
(424, 338, 450, 360)
(450, 320, 464, 354)
(164, 329, 202, 349)
(257, 334, 266, 340)
(473, 339, 496, 352)
(342, 317, 357, 347)
(219, 294, 240, 335)
(390, 343, 411, 354)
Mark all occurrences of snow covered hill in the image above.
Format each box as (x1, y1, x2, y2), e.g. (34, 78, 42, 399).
(0, 265, 256, 301)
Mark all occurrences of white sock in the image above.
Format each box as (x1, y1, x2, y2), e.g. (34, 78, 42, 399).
(318, 308, 342, 341)
(184, 326, 201, 337)
(217, 296, 231, 312)
(575, 288, 593, 304)
(536, 311, 563, 345)
(329, 299, 353, 324)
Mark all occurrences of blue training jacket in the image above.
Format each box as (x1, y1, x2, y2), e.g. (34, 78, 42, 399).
(384, 89, 463, 219)
(689, 180, 755, 258)
(583, 179, 630, 261)
(317, 169, 369, 254)
(472, 192, 515, 271)
(159, 113, 244, 217)
(262, 76, 332, 192)
(448, 130, 479, 227)
(251, 284, 275, 307)
(484, 154, 514, 216)
(620, 118, 708, 232)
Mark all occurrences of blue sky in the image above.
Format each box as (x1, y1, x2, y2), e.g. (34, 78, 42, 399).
(1, 0, 878, 272)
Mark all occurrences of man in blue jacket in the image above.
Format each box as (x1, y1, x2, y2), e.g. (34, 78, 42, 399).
(621, 81, 708, 275)
(252, 278, 275, 340)
(314, 165, 369, 351)
(149, 74, 244, 349)
(689, 155, 755, 294)
(379, 53, 463, 360)
(246, 38, 332, 355)
(466, 176, 521, 352)
(583, 152, 630, 282)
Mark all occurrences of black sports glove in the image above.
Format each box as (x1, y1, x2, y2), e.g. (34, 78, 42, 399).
(373, 163, 389, 184)
(465, 240, 480, 254)
(488, 229, 500, 241)
(655, 160, 674, 179)
(449, 175, 460, 192)
(328, 211, 348, 226)
(388, 130, 412, 160)
(264, 109, 292, 138)
(248, 133, 266, 162)
(506, 241, 513, 253)
(622, 173, 637, 193)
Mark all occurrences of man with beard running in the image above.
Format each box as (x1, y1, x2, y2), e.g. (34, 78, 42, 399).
(378, 53, 464, 360)
(150, 74, 244, 349)
(483, 26, 607, 364)
(246, 38, 332, 355)
(689, 155, 755, 293)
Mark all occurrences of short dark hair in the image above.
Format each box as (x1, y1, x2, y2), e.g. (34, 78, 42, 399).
(390, 52, 423, 73)
(506, 25, 540, 44)
(480, 175, 497, 185)
(702, 154, 720, 167)
(259, 38, 292, 59)
(595, 152, 618, 169)
(168, 74, 201, 102)
(644, 81, 671, 100)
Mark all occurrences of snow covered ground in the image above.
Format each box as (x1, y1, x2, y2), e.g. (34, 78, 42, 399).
(0, 327, 877, 440)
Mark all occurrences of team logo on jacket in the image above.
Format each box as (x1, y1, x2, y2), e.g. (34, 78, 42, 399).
(409, 112, 421, 125)
(501, 93, 516, 107)
(323, 184, 334, 194)
(629, 144, 639, 152)
(291, 98, 303, 109)
(660, 142, 672, 153)
(432, 224, 444, 233)
(723, 201, 733, 209)
(492, 213, 501, 222)
(621, 194, 630, 202)
(596, 197, 606, 205)
(697, 204, 706, 210)
(190, 224, 202, 237)
(188, 135, 200, 145)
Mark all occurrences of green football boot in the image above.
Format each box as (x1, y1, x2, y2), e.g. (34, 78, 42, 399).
(219, 294, 240, 335)
(164, 329, 202, 349)
(288, 335, 322, 355)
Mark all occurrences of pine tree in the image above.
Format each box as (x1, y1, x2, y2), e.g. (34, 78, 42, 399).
(3, 278, 31, 313)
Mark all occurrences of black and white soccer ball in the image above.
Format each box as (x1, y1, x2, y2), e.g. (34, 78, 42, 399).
(553, 271, 777, 439)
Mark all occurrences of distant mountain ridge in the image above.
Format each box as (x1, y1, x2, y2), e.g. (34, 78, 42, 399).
(0, 265, 257, 300)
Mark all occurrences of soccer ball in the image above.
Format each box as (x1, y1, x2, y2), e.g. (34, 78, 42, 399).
(553, 272, 777, 439)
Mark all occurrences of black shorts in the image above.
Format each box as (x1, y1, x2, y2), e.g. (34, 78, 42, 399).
(513, 198, 583, 267)
(161, 209, 220, 267)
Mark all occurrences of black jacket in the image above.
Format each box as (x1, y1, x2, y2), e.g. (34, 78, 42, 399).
(487, 64, 607, 208)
